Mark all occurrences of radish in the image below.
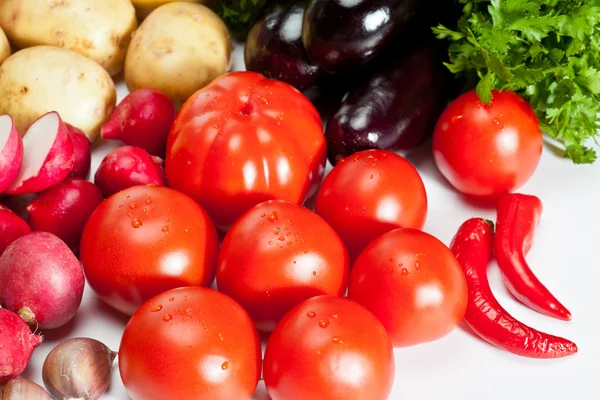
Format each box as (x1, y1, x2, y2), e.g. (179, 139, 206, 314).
(0, 232, 84, 330)
(5, 112, 74, 195)
(0, 308, 43, 386)
(0, 204, 30, 255)
(65, 124, 92, 180)
(101, 88, 176, 157)
(94, 146, 166, 197)
(0, 115, 23, 194)
(27, 178, 104, 252)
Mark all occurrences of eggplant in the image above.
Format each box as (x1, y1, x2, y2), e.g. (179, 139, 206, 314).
(302, 0, 425, 73)
(245, 1, 323, 91)
(325, 43, 451, 165)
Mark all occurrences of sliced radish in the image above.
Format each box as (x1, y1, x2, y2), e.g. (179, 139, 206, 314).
(6, 112, 74, 195)
(0, 115, 24, 194)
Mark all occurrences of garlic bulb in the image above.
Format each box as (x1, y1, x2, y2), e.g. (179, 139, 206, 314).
(42, 338, 117, 400)
(1, 377, 51, 400)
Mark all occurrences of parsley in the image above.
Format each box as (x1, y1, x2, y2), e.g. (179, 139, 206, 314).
(433, 0, 600, 164)
(217, 0, 269, 38)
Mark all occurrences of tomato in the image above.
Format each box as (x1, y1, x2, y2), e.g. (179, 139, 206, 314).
(216, 200, 349, 332)
(80, 185, 219, 315)
(166, 71, 327, 231)
(315, 149, 427, 261)
(348, 228, 468, 347)
(0, 204, 31, 255)
(119, 287, 262, 400)
(432, 89, 543, 197)
(263, 295, 394, 400)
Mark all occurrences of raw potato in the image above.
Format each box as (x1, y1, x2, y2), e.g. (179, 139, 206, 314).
(132, 0, 215, 20)
(0, 26, 9, 65)
(125, 2, 233, 105)
(0, 46, 116, 142)
(0, 0, 137, 76)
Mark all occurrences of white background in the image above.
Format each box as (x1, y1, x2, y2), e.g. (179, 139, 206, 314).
(22, 44, 600, 400)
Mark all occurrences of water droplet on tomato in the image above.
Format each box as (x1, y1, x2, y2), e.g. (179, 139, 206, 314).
(415, 261, 421, 271)
(118, 204, 123, 208)
(261, 213, 266, 217)
(369, 175, 374, 179)
(331, 314, 338, 319)
(278, 236, 285, 241)
(452, 115, 463, 123)
(186, 160, 192, 166)
(493, 118, 501, 126)
(169, 297, 174, 301)
(163, 314, 172, 322)
(143, 208, 148, 213)
(162, 226, 169, 233)
(268, 240, 273, 245)
(261, 97, 269, 105)
(126, 195, 131, 199)
(130, 203, 137, 209)
(332, 337, 342, 344)
(132, 218, 143, 228)
(267, 212, 278, 222)
(221, 361, 229, 370)
(293, 260, 297, 264)
(312, 271, 317, 276)
(401, 268, 410, 276)
(266, 291, 271, 297)
(303, 249, 308, 254)
(150, 305, 163, 312)
(146, 199, 152, 204)
(307, 311, 316, 318)
(319, 319, 330, 328)
(127, 212, 133, 217)
(218, 333, 224, 341)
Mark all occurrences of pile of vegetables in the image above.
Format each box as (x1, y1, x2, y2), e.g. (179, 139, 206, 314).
(0, 0, 591, 399)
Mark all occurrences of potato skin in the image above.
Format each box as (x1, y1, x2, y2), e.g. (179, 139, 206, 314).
(0, 46, 116, 141)
(132, 0, 215, 20)
(0, 26, 9, 65)
(125, 2, 233, 105)
(0, 0, 137, 76)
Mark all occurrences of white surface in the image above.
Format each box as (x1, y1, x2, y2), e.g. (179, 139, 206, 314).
(24, 44, 600, 400)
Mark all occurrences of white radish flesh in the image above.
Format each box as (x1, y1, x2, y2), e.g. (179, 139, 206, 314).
(5, 112, 74, 195)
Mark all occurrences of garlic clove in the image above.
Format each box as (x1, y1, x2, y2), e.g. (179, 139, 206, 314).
(1, 377, 52, 400)
(42, 337, 117, 400)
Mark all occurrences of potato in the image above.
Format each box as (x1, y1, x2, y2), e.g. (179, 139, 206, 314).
(125, 2, 233, 105)
(132, 0, 215, 20)
(0, 0, 137, 76)
(0, 46, 116, 142)
(0, 26, 9, 65)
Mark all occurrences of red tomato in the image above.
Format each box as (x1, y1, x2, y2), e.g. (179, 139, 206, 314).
(315, 149, 427, 261)
(119, 287, 262, 400)
(432, 89, 543, 197)
(80, 185, 219, 315)
(0, 204, 30, 255)
(216, 200, 349, 332)
(166, 71, 327, 231)
(348, 228, 468, 347)
(263, 295, 394, 400)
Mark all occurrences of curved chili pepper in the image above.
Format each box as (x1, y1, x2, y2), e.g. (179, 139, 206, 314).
(450, 218, 577, 358)
(495, 193, 571, 321)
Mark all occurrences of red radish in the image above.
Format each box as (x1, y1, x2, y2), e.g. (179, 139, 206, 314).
(94, 146, 166, 197)
(0, 204, 30, 255)
(6, 112, 74, 195)
(0, 232, 85, 329)
(101, 88, 176, 157)
(65, 124, 92, 180)
(0, 308, 43, 386)
(0, 115, 23, 194)
(27, 178, 104, 252)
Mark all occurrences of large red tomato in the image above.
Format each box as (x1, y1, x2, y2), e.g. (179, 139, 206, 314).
(216, 200, 349, 332)
(263, 295, 394, 400)
(119, 287, 262, 400)
(166, 71, 327, 231)
(348, 228, 468, 347)
(80, 185, 218, 315)
(315, 149, 427, 261)
(432, 89, 543, 197)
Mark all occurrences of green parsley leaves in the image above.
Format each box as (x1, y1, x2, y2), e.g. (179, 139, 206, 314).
(217, 0, 269, 38)
(433, 0, 600, 164)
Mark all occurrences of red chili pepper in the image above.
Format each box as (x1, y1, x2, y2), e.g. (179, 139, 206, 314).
(450, 218, 577, 359)
(494, 193, 571, 321)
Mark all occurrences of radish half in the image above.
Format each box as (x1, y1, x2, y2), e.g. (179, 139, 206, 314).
(0, 115, 24, 194)
(6, 112, 74, 195)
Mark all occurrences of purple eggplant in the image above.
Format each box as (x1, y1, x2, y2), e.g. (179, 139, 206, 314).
(245, 1, 323, 91)
(326, 44, 451, 165)
(302, 0, 425, 73)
